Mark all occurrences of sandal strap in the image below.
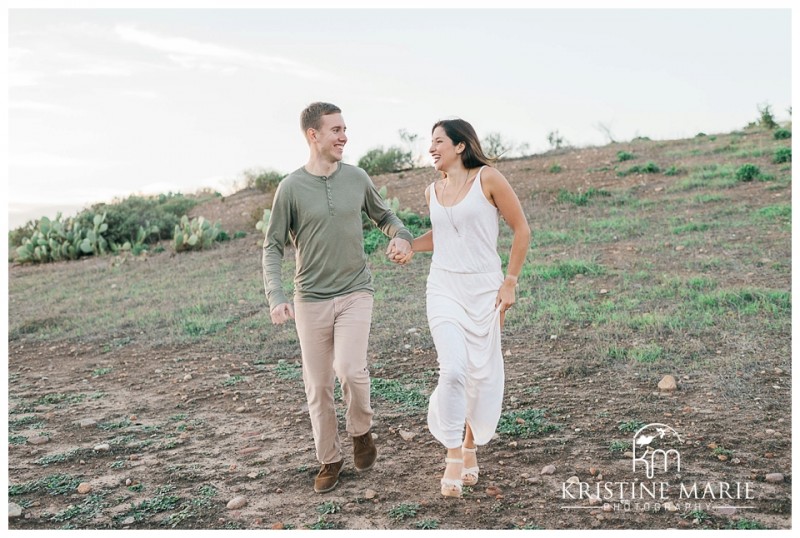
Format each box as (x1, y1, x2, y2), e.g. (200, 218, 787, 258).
(444, 458, 463, 464)
(462, 446, 477, 453)
(441, 477, 463, 486)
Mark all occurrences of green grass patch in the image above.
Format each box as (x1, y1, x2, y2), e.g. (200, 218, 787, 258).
(9, 473, 83, 496)
(274, 359, 302, 380)
(556, 187, 611, 206)
(388, 502, 420, 521)
(692, 194, 725, 204)
(694, 289, 790, 316)
(628, 344, 663, 363)
(671, 222, 714, 235)
(618, 419, 646, 433)
(530, 260, 604, 280)
(497, 409, 560, 438)
(370, 377, 427, 412)
(754, 204, 791, 221)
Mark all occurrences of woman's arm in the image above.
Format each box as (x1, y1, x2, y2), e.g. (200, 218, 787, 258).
(483, 167, 531, 313)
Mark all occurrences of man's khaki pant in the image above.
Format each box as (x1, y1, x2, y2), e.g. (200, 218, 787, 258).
(294, 291, 374, 464)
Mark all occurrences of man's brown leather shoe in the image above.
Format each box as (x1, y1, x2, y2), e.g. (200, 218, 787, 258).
(353, 431, 377, 472)
(314, 460, 343, 494)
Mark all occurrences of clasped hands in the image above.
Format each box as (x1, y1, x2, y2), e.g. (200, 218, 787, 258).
(386, 238, 414, 265)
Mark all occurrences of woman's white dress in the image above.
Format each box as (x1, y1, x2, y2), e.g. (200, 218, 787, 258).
(426, 166, 505, 448)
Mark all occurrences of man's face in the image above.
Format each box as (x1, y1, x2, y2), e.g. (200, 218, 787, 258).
(313, 113, 347, 162)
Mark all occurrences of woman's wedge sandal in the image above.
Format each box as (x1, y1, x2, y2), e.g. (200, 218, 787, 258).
(461, 446, 479, 487)
(440, 457, 463, 497)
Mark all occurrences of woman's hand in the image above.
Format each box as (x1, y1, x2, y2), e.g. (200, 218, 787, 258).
(495, 276, 517, 313)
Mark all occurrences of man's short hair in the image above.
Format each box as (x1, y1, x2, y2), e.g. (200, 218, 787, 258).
(301, 102, 342, 132)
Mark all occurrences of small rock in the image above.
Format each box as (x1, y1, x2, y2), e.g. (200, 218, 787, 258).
(122, 516, 135, 526)
(271, 523, 284, 530)
(765, 473, 784, 483)
(364, 489, 377, 500)
(663, 501, 679, 512)
(550, 334, 558, 340)
(540, 464, 556, 475)
(227, 496, 248, 510)
(183, 374, 193, 381)
(599, 289, 608, 294)
(78, 419, 97, 428)
(28, 435, 50, 445)
(566, 476, 580, 484)
(77, 483, 92, 494)
(9, 502, 23, 518)
(398, 429, 416, 442)
(658, 375, 678, 391)
(486, 485, 502, 497)
(588, 495, 602, 506)
(93, 443, 111, 452)
(603, 503, 613, 512)
(239, 446, 261, 455)
(236, 406, 246, 413)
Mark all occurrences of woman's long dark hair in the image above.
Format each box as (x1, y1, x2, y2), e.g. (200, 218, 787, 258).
(432, 118, 495, 171)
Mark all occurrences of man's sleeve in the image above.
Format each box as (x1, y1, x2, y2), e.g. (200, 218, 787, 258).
(262, 182, 292, 310)
(362, 175, 414, 243)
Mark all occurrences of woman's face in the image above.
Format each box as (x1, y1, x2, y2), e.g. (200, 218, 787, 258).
(429, 125, 462, 171)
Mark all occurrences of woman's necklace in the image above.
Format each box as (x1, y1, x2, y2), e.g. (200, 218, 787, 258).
(440, 168, 471, 236)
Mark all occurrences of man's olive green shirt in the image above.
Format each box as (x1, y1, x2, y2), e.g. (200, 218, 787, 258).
(262, 162, 413, 311)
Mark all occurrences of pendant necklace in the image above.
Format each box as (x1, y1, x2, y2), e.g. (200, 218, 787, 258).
(440, 168, 471, 236)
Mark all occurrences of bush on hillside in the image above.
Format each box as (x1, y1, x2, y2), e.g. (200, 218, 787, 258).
(78, 193, 199, 246)
(358, 146, 413, 176)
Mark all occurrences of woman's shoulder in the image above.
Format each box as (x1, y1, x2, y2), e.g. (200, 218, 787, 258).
(479, 165, 508, 185)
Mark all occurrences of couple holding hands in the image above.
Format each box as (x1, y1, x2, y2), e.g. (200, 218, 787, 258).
(263, 102, 530, 497)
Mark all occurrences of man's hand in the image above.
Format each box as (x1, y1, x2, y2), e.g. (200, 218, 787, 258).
(270, 303, 295, 325)
(386, 237, 413, 265)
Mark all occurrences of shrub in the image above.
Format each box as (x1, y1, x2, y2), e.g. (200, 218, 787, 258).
(244, 168, 285, 192)
(757, 103, 778, 130)
(547, 130, 567, 150)
(358, 146, 413, 175)
(773, 147, 791, 164)
(616, 151, 635, 162)
(78, 193, 197, 246)
(548, 163, 562, 173)
(734, 163, 760, 181)
(482, 132, 529, 160)
(617, 162, 660, 176)
(773, 128, 791, 140)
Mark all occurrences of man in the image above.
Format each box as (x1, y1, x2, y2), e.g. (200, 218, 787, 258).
(263, 102, 413, 493)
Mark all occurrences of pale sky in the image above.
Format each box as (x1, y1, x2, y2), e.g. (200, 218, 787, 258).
(5, 4, 793, 229)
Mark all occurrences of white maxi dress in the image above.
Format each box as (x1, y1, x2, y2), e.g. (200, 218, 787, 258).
(426, 166, 505, 449)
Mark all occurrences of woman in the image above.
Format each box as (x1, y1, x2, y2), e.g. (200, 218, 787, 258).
(394, 118, 530, 497)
